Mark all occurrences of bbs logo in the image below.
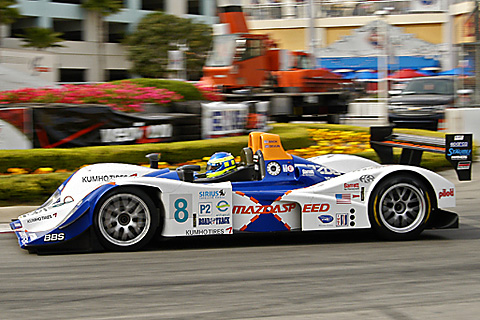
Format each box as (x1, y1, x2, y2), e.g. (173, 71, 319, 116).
(44, 233, 65, 242)
(359, 175, 375, 183)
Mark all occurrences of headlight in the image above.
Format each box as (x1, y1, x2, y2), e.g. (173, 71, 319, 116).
(432, 105, 447, 113)
(387, 105, 405, 112)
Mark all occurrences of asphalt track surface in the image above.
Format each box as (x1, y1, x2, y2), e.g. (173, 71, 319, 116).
(1, 163, 480, 319)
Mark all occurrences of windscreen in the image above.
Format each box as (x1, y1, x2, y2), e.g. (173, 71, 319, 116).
(205, 34, 237, 67)
(402, 78, 454, 95)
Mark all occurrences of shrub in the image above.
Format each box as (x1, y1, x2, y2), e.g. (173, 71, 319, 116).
(111, 79, 204, 101)
(0, 82, 183, 112)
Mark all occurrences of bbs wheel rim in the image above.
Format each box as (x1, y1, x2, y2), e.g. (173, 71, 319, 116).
(98, 193, 151, 247)
(378, 183, 426, 233)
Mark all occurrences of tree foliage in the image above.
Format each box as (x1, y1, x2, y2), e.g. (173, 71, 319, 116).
(80, 0, 122, 16)
(125, 12, 213, 80)
(0, 0, 20, 25)
(19, 27, 64, 50)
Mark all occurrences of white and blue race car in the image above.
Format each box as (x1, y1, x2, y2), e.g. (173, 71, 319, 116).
(10, 131, 462, 253)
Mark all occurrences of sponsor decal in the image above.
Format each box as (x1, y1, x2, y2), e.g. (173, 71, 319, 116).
(439, 188, 454, 199)
(336, 214, 348, 227)
(198, 217, 230, 226)
(27, 213, 57, 224)
(82, 174, 137, 183)
(344, 183, 359, 191)
(234, 203, 296, 214)
(263, 140, 280, 149)
(302, 203, 330, 213)
(216, 200, 230, 212)
(336, 194, 351, 204)
(300, 164, 341, 176)
(10, 220, 22, 229)
(44, 233, 65, 242)
(267, 161, 281, 176)
(361, 187, 365, 201)
(454, 135, 464, 140)
(301, 169, 315, 176)
(447, 148, 471, 157)
(64, 196, 74, 204)
(316, 165, 341, 176)
(451, 155, 468, 160)
(450, 141, 469, 148)
(359, 175, 375, 183)
(186, 228, 225, 236)
(100, 124, 172, 143)
(457, 161, 471, 170)
(282, 164, 294, 173)
(199, 202, 212, 215)
(318, 215, 334, 224)
(199, 190, 226, 200)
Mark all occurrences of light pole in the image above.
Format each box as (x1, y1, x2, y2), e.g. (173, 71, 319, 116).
(375, 9, 391, 123)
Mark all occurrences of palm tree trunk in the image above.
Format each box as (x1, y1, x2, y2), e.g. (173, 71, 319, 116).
(97, 12, 105, 82)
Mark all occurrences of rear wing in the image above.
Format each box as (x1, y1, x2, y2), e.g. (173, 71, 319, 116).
(370, 126, 473, 181)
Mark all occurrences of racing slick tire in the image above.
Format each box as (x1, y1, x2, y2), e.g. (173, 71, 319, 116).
(368, 174, 432, 240)
(93, 187, 159, 251)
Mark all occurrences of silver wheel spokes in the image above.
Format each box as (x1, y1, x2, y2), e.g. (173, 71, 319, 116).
(379, 183, 426, 233)
(99, 193, 151, 246)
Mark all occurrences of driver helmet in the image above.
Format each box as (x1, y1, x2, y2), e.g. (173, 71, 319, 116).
(206, 152, 236, 178)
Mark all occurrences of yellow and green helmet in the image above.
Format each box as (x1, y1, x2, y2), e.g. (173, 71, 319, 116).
(206, 152, 236, 178)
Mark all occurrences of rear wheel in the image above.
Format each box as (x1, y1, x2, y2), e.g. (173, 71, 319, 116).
(93, 187, 159, 251)
(369, 174, 431, 240)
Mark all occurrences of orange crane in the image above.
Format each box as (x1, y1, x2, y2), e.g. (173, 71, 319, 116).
(201, 1, 351, 123)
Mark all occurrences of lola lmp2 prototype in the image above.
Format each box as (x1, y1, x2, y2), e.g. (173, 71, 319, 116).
(11, 131, 462, 253)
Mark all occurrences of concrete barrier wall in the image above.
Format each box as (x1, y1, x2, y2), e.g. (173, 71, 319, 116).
(446, 108, 480, 145)
(348, 101, 388, 118)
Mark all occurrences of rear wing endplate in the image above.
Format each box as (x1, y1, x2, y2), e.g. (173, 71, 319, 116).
(370, 126, 473, 181)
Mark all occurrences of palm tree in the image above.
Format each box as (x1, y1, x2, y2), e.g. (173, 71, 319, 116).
(19, 27, 64, 50)
(0, 0, 20, 47)
(81, 0, 122, 82)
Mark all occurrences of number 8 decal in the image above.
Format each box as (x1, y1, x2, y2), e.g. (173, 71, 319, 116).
(174, 198, 188, 223)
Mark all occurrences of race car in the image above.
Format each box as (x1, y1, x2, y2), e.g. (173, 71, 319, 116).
(10, 131, 461, 253)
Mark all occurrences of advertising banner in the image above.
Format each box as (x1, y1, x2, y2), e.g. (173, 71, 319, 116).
(201, 102, 248, 139)
(0, 107, 33, 149)
(27, 104, 200, 148)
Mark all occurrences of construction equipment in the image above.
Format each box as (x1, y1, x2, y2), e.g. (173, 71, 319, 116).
(200, 1, 352, 123)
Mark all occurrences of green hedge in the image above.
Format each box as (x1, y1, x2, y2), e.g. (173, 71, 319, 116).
(0, 124, 310, 173)
(110, 78, 204, 101)
(0, 173, 71, 206)
(0, 124, 455, 206)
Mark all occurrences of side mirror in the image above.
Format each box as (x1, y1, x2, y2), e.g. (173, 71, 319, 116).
(176, 165, 201, 182)
(146, 153, 160, 169)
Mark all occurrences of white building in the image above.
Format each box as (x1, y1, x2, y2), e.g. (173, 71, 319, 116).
(3, 0, 217, 83)
(1, 0, 476, 84)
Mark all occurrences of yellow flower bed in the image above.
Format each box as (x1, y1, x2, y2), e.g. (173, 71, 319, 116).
(289, 129, 374, 158)
(5, 129, 374, 175)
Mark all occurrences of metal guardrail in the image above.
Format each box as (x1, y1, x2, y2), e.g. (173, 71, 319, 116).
(244, 0, 450, 20)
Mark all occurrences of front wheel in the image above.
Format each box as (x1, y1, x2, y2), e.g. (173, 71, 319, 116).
(369, 174, 432, 240)
(93, 187, 159, 251)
